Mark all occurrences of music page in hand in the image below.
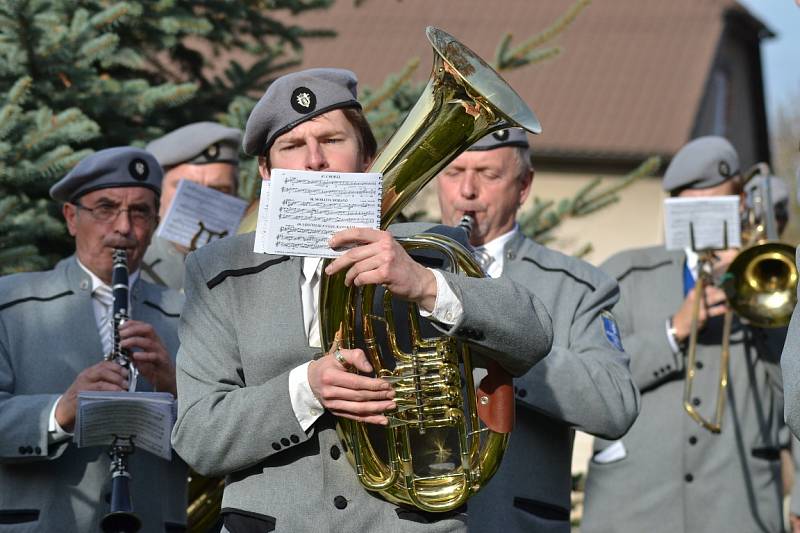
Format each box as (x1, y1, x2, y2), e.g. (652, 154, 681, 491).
(253, 169, 382, 258)
(663, 195, 741, 251)
(157, 179, 248, 249)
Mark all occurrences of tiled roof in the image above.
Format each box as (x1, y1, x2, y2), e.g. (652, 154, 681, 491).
(282, 0, 765, 160)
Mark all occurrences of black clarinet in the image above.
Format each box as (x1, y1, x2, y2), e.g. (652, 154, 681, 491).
(106, 249, 138, 392)
(100, 250, 141, 533)
(101, 435, 141, 533)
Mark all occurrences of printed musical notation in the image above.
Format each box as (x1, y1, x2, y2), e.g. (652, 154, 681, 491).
(253, 168, 382, 258)
(157, 179, 248, 249)
(663, 196, 741, 251)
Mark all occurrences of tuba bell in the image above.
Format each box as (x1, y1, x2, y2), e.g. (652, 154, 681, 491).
(319, 26, 541, 511)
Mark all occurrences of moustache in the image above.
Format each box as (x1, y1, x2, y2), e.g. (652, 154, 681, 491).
(103, 237, 139, 250)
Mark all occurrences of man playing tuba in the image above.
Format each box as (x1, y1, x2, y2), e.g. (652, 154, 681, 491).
(170, 67, 554, 532)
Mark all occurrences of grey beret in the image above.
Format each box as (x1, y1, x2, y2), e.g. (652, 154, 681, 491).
(50, 147, 162, 203)
(243, 68, 361, 156)
(663, 136, 740, 193)
(745, 175, 789, 209)
(146, 122, 241, 168)
(468, 128, 530, 151)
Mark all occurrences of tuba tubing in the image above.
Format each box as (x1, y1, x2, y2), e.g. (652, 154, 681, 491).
(319, 26, 540, 512)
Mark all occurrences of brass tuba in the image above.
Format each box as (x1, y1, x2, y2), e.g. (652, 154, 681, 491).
(319, 26, 541, 511)
(683, 163, 797, 433)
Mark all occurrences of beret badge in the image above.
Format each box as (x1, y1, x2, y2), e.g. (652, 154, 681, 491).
(718, 160, 731, 178)
(128, 158, 149, 181)
(291, 87, 317, 114)
(203, 143, 220, 161)
(492, 130, 510, 141)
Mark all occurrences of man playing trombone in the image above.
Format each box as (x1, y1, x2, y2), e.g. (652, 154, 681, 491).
(582, 136, 793, 533)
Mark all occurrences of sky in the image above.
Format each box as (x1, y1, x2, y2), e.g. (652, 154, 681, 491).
(737, 0, 800, 124)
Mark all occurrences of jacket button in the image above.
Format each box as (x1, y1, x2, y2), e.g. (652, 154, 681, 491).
(26, 446, 33, 454)
(271, 442, 281, 451)
(692, 398, 701, 407)
(34, 446, 41, 455)
(685, 473, 694, 483)
(689, 436, 697, 445)
(281, 437, 290, 447)
(330, 445, 341, 460)
(18, 446, 26, 454)
(334, 495, 348, 509)
(290, 434, 300, 444)
(695, 361, 703, 369)
(517, 388, 527, 398)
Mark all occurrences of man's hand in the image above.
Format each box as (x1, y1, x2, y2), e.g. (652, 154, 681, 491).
(55, 361, 129, 431)
(326, 228, 438, 312)
(790, 513, 800, 533)
(120, 320, 177, 395)
(672, 285, 729, 342)
(307, 347, 395, 425)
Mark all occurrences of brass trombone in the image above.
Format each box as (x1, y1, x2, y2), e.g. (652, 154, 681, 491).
(683, 164, 797, 433)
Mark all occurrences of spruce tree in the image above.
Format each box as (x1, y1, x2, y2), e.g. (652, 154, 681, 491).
(0, 0, 334, 273)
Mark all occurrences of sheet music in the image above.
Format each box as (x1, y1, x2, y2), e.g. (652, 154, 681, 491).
(253, 169, 382, 257)
(663, 196, 741, 251)
(74, 392, 176, 460)
(157, 180, 248, 249)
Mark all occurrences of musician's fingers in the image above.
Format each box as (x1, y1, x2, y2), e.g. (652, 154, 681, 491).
(94, 381, 128, 392)
(326, 242, 381, 276)
(328, 411, 390, 426)
(707, 304, 730, 318)
(325, 398, 396, 417)
(343, 256, 383, 286)
(335, 348, 373, 373)
(319, 385, 396, 403)
(329, 227, 382, 248)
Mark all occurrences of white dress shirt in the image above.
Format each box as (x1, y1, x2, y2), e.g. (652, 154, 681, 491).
(288, 256, 465, 431)
(473, 225, 519, 279)
(47, 260, 139, 442)
(665, 248, 699, 354)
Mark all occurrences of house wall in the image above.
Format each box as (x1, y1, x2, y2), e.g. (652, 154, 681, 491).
(405, 170, 666, 267)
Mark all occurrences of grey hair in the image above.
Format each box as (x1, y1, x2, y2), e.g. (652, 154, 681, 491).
(510, 146, 533, 181)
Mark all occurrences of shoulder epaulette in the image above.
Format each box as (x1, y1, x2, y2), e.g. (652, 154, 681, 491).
(0, 290, 74, 312)
(521, 257, 596, 292)
(616, 259, 673, 283)
(206, 256, 290, 290)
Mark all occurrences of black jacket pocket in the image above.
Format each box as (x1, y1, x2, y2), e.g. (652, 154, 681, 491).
(221, 508, 276, 533)
(0, 509, 40, 524)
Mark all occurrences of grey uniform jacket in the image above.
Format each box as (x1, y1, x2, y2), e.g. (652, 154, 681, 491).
(582, 246, 787, 533)
(170, 225, 554, 533)
(0, 256, 187, 533)
(142, 235, 186, 291)
(782, 250, 800, 438)
(467, 232, 640, 533)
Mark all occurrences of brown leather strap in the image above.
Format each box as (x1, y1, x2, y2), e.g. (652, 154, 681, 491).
(476, 359, 514, 433)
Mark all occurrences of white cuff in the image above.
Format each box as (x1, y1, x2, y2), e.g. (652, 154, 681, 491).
(47, 396, 73, 444)
(288, 362, 325, 432)
(665, 318, 681, 354)
(418, 269, 463, 325)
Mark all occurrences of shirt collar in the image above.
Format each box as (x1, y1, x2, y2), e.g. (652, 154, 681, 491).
(302, 256, 323, 282)
(76, 258, 140, 292)
(476, 224, 519, 262)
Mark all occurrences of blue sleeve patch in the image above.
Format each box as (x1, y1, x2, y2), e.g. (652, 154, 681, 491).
(601, 311, 624, 351)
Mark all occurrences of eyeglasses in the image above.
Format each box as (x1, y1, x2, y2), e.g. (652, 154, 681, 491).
(73, 202, 156, 225)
